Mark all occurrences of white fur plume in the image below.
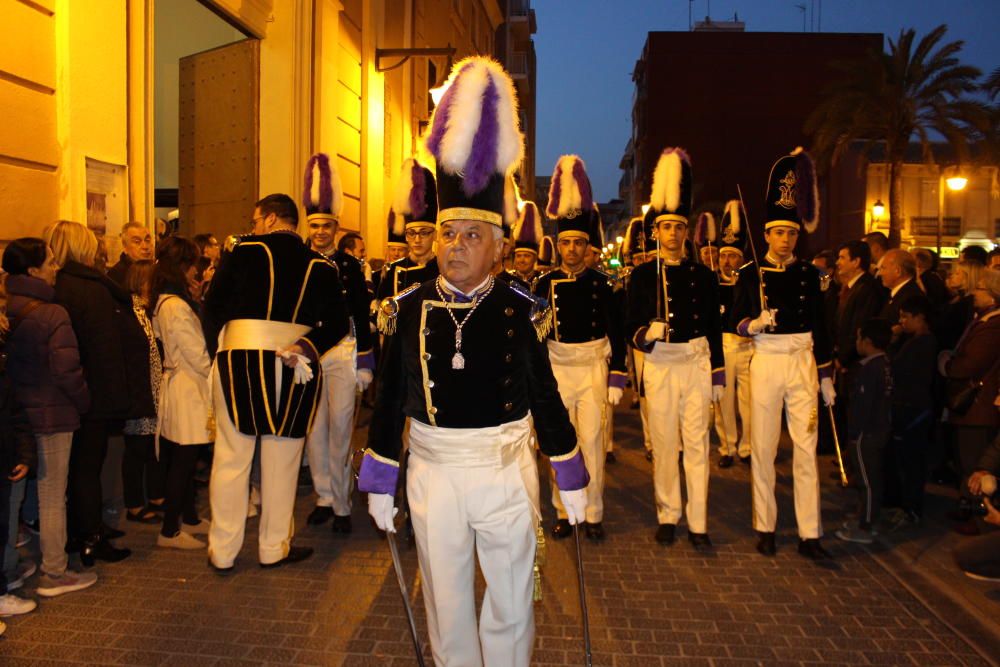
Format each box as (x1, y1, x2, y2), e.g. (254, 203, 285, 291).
(650, 149, 684, 213)
(393, 158, 417, 216)
(723, 200, 741, 234)
(546, 155, 593, 218)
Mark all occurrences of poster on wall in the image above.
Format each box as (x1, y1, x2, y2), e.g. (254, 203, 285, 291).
(85, 158, 128, 269)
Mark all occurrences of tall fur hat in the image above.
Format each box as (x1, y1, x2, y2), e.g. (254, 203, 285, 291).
(546, 155, 594, 240)
(513, 201, 543, 254)
(386, 209, 406, 248)
(425, 56, 523, 228)
(718, 200, 746, 255)
(643, 148, 692, 232)
(693, 211, 717, 248)
(537, 235, 556, 267)
(392, 158, 438, 229)
(763, 146, 820, 233)
(589, 203, 605, 252)
(623, 216, 648, 259)
(302, 153, 343, 222)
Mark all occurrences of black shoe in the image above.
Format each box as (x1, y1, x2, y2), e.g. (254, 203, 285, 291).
(718, 455, 734, 469)
(688, 532, 713, 551)
(208, 558, 234, 576)
(605, 452, 617, 464)
(551, 519, 572, 540)
(756, 531, 776, 557)
(739, 454, 751, 466)
(798, 538, 831, 561)
(655, 523, 676, 545)
(81, 536, 131, 567)
(331, 515, 353, 534)
(260, 546, 314, 569)
(585, 522, 605, 542)
(645, 450, 653, 462)
(101, 523, 125, 539)
(630, 398, 640, 410)
(307, 506, 334, 526)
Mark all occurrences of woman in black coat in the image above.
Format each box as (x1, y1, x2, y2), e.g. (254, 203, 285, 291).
(47, 221, 155, 565)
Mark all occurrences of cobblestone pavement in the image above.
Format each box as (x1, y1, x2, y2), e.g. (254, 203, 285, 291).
(1, 403, 998, 666)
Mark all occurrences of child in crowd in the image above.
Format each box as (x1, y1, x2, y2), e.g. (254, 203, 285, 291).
(837, 318, 894, 544)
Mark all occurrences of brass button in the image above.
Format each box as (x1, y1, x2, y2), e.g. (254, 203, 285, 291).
(668, 312, 674, 318)
(506, 329, 515, 338)
(503, 402, 513, 411)
(799, 295, 806, 301)
(423, 353, 431, 360)
(503, 377, 512, 387)
(504, 307, 514, 316)
(429, 406, 438, 415)
(425, 303, 433, 310)
(591, 321, 597, 326)
(427, 380, 435, 388)
(592, 293, 598, 299)
(422, 328, 431, 335)
(693, 314, 699, 320)
(505, 353, 513, 363)
(667, 297, 672, 302)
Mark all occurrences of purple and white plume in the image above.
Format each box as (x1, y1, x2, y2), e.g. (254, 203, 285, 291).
(694, 212, 717, 246)
(393, 158, 429, 219)
(302, 153, 343, 217)
(514, 201, 542, 246)
(546, 155, 593, 219)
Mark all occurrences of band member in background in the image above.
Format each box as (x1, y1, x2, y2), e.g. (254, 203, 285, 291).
(377, 159, 439, 300)
(360, 57, 586, 667)
(204, 194, 351, 572)
(627, 148, 723, 550)
(372, 209, 409, 298)
(300, 153, 375, 534)
(714, 201, 752, 467)
(505, 201, 543, 288)
(731, 147, 834, 560)
(622, 216, 654, 460)
(535, 155, 627, 542)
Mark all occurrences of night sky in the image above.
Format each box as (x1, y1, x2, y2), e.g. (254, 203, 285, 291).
(533, 0, 1000, 203)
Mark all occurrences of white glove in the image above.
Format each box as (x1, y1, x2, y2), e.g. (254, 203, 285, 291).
(559, 488, 588, 526)
(820, 376, 836, 407)
(368, 493, 397, 533)
(712, 384, 725, 403)
(607, 386, 623, 406)
(644, 320, 667, 343)
(276, 348, 314, 385)
(747, 309, 778, 335)
(356, 368, 374, 392)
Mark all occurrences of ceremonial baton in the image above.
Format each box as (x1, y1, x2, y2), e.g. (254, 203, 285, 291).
(573, 524, 593, 667)
(386, 525, 426, 667)
(827, 404, 849, 488)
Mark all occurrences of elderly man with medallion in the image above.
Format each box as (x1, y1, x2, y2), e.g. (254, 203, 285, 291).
(359, 57, 587, 667)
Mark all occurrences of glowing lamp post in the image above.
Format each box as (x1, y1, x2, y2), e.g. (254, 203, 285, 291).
(937, 168, 968, 254)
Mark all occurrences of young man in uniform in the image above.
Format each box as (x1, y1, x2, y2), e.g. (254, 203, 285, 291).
(731, 147, 835, 560)
(377, 159, 439, 300)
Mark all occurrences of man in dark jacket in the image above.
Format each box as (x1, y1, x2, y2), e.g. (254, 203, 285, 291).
(107, 222, 153, 287)
(955, 436, 1000, 581)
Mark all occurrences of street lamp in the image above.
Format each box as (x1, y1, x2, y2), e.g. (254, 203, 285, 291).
(937, 167, 967, 255)
(872, 199, 885, 221)
(616, 235, 624, 244)
(946, 176, 968, 191)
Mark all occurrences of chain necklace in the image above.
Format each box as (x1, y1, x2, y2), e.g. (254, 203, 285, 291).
(434, 276, 496, 370)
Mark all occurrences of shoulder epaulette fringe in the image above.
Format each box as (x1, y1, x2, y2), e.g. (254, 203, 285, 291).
(375, 283, 422, 336)
(507, 281, 552, 342)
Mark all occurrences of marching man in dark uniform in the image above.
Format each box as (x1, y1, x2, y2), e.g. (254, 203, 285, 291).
(204, 194, 351, 571)
(376, 158, 439, 300)
(536, 235, 556, 275)
(534, 155, 627, 542)
(300, 153, 375, 533)
(359, 57, 587, 667)
(503, 200, 543, 288)
(622, 217, 654, 458)
(713, 201, 753, 468)
(731, 147, 835, 560)
(372, 209, 409, 298)
(626, 148, 724, 549)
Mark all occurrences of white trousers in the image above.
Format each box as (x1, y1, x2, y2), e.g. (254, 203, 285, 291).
(305, 338, 356, 515)
(633, 350, 653, 453)
(643, 337, 711, 531)
(749, 334, 823, 539)
(208, 368, 306, 566)
(715, 333, 753, 457)
(407, 417, 538, 667)
(548, 338, 609, 523)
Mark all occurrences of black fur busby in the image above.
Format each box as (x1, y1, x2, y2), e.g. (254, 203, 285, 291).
(763, 147, 819, 233)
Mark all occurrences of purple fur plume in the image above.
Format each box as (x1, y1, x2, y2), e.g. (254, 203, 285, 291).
(694, 212, 708, 246)
(302, 155, 317, 213)
(546, 163, 562, 218)
(462, 75, 500, 196)
(795, 150, 818, 224)
(572, 159, 593, 212)
(425, 62, 474, 162)
(410, 162, 427, 219)
(521, 203, 539, 244)
(303, 153, 333, 214)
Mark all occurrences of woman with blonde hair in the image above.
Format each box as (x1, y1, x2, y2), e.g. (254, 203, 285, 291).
(941, 260, 984, 350)
(48, 221, 150, 565)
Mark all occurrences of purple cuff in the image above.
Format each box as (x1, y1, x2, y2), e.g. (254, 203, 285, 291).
(357, 451, 399, 495)
(295, 337, 319, 365)
(712, 369, 726, 387)
(818, 363, 834, 381)
(608, 372, 628, 390)
(551, 449, 590, 491)
(633, 328, 656, 352)
(357, 349, 376, 371)
(736, 318, 752, 337)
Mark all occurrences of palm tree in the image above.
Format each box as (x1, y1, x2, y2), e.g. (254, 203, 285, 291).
(806, 25, 984, 248)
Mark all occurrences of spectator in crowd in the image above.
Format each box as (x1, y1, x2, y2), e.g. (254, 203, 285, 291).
(862, 232, 889, 276)
(988, 248, 1000, 270)
(0, 310, 38, 618)
(2, 239, 97, 598)
(940, 269, 1000, 534)
(338, 232, 365, 261)
(812, 249, 836, 282)
(887, 295, 938, 527)
(107, 222, 153, 287)
(150, 237, 213, 549)
(960, 245, 988, 266)
(193, 233, 221, 267)
(46, 220, 143, 565)
(833, 241, 884, 375)
(192, 256, 214, 304)
(878, 249, 923, 333)
(941, 261, 984, 353)
(910, 247, 949, 311)
(954, 436, 1000, 581)
(836, 318, 893, 544)
(121, 260, 166, 524)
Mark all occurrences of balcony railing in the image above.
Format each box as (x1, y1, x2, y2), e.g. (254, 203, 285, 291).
(911, 216, 961, 237)
(509, 51, 528, 76)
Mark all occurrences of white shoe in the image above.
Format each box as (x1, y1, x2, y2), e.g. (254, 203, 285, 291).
(157, 531, 206, 550)
(0, 594, 37, 617)
(36, 570, 98, 598)
(6, 561, 37, 592)
(181, 519, 211, 535)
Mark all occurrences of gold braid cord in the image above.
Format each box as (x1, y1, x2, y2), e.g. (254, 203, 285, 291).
(533, 524, 547, 602)
(531, 305, 553, 342)
(375, 283, 422, 336)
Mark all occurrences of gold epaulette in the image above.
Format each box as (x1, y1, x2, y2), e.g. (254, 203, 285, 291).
(507, 281, 552, 342)
(223, 233, 247, 252)
(375, 283, 421, 335)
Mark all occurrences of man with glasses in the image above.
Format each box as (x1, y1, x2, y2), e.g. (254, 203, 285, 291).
(377, 159, 439, 301)
(108, 221, 153, 286)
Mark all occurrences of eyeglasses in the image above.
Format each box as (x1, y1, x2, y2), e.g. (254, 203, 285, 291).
(249, 215, 265, 231)
(405, 229, 435, 239)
